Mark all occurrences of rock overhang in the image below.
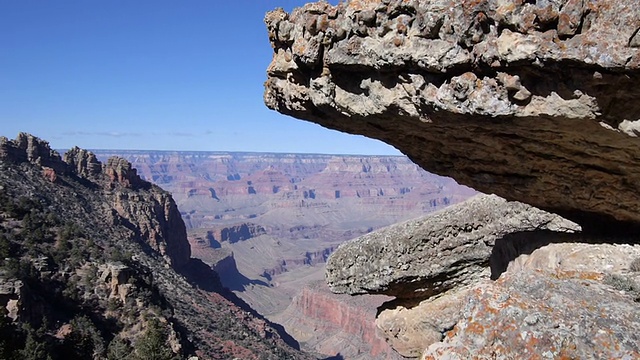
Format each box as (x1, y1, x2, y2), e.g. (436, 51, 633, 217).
(264, 0, 640, 233)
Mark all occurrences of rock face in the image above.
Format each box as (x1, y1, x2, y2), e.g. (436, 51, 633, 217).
(326, 193, 640, 358)
(274, 282, 403, 360)
(423, 248, 640, 359)
(209, 223, 267, 244)
(326, 194, 580, 298)
(264, 0, 640, 232)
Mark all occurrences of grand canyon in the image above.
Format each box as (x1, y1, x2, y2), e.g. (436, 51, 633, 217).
(93, 150, 476, 358)
(2, 0, 640, 358)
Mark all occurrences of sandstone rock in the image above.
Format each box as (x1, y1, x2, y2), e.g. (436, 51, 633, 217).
(506, 242, 640, 276)
(110, 188, 191, 269)
(376, 287, 471, 358)
(41, 167, 58, 183)
(209, 223, 267, 244)
(264, 0, 640, 232)
(379, 242, 640, 358)
(0, 133, 66, 173)
(64, 146, 102, 178)
(325, 194, 579, 298)
(103, 156, 147, 190)
(274, 282, 403, 360)
(100, 262, 136, 303)
(421, 269, 640, 359)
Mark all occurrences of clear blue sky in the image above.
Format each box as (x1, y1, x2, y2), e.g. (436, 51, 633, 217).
(0, 1, 400, 155)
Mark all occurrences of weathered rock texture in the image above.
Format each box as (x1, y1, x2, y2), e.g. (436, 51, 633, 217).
(327, 193, 640, 357)
(264, 0, 640, 232)
(422, 264, 640, 359)
(325, 194, 580, 298)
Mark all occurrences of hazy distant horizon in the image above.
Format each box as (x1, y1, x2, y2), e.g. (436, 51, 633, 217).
(59, 147, 408, 158)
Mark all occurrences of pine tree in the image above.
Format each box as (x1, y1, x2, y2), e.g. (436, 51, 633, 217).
(107, 335, 133, 360)
(133, 318, 176, 360)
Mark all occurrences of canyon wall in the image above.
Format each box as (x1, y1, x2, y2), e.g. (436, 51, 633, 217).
(0, 133, 312, 359)
(98, 149, 477, 359)
(274, 282, 403, 360)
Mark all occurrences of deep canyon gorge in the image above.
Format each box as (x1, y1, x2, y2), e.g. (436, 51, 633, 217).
(94, 150, 476, 358)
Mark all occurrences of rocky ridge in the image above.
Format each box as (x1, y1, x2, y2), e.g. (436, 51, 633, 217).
(0, 133, 312, 359)
(264, 0, 640, 232)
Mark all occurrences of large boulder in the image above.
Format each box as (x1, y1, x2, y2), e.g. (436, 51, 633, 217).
(325, 194, 579, 298)
(264, 0, 640, 233)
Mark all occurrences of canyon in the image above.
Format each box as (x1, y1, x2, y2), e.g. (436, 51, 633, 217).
(93, 149, 475, 358)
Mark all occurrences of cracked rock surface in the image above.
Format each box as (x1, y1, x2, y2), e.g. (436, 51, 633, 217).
(325, 194, 579, 298)
(264, 0, 640, 232)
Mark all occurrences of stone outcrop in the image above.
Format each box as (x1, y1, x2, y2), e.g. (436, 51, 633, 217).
(326, 193, 640, 357)
(103, 157, 148, 190)
(0, 277, 23, 321)
(422, 255, 640, 359)
(64, 147, 102, 179)
(0, 133, 66, 173)
(110, 188, 190, 268)
(326, 194, 579, 298)
(264, 0, 640, 232)
(99, 262, 135, 303)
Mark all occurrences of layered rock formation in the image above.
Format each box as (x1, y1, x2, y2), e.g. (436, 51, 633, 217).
(208, 223, 267, 244)
(264, 0, 640, 232)
(274, 281, 403, 360)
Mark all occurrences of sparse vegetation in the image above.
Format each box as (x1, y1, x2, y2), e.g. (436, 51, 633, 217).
(603, 273, 640, 302)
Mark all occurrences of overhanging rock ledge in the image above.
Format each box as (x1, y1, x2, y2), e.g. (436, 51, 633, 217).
(264, 0, 640, 233)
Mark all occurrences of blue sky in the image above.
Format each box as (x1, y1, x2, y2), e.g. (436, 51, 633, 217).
(0, 1, 400, 155)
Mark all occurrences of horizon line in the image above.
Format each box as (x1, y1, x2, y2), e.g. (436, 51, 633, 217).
(56, 148, 408, 158)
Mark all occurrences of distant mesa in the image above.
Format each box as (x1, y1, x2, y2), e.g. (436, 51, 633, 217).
(208, 223, 267, 244)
